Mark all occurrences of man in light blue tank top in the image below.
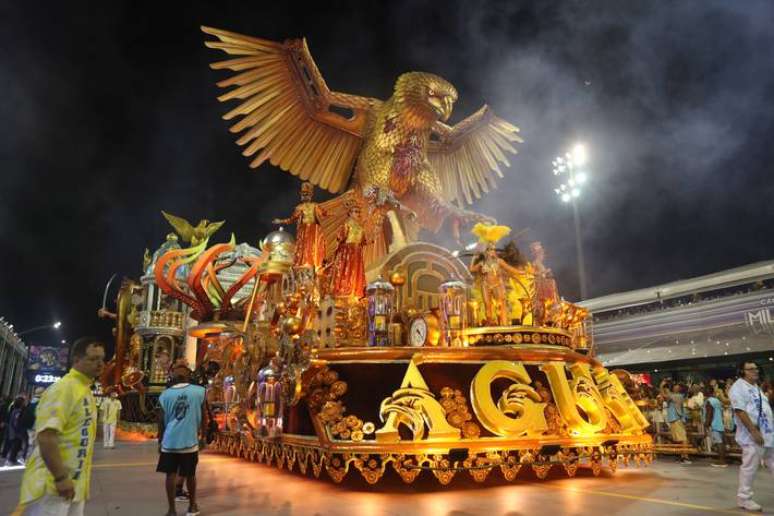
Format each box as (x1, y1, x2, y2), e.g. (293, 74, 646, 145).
(703, 386, 727, 467)
(156, 364, 206, 516)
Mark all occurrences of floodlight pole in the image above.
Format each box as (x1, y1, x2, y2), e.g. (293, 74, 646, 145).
(552, 144, 590, 300)
(571, 199, 588, 300)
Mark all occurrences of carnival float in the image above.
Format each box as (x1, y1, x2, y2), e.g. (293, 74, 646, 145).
(96, 26, 652, 484)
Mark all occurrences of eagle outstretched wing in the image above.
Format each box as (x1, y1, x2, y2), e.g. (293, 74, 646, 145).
(202, 26, 380, 193)
(428, 106, 523, 206)
(162, 211, 195, 243)
(204, 220, 226, 239)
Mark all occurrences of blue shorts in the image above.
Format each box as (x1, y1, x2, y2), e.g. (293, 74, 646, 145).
(710, 430, 724, 444)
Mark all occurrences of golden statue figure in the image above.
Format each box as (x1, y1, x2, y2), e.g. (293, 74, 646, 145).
(162, 210, 225, 246)
(529, 241, 560, 325)
(326, 199, 369, 298)
(272, 182, 326, 270)
(202, 26, 522, 265)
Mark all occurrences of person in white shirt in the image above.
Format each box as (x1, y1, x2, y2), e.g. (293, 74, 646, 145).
(729, 361, 774, 512)
(100, 392, 122, 449)
(686, 385, 705, 410)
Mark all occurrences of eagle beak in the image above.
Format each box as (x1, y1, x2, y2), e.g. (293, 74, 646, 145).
(441, 97, 454, 121)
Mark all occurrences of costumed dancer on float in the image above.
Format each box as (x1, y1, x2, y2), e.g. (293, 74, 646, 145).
(326, 198, 369, 298)
(469, 223, 516, 327)
(273, 182, 327, 271)
(529, 241, 560, 325)
(501, 241, 536, 325)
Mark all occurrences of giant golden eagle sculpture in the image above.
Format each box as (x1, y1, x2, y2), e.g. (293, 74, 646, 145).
(202, 26, 522, 262)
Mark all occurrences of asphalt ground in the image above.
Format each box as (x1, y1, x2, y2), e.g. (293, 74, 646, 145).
(1, 440, 772, 515)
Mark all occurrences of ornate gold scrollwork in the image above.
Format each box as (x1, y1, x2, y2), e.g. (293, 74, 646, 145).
(470, 360, 547, 437)
(592, 367, 650, 432)
(375, 360, 461, 442)
(541, 362, 608, 435)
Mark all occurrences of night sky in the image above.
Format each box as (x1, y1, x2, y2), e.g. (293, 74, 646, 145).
(2, 1, 773, 351)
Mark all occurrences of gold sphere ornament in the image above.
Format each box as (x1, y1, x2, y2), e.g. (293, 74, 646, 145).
(462, 421, 481, 439)
(389, 270, 407, 287)
(282, 316, 302, 335)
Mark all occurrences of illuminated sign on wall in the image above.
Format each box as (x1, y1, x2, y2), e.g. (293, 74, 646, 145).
(28, 346, 69, 371)
(745, 303, 774, 335)
(33, 373, 62, 384)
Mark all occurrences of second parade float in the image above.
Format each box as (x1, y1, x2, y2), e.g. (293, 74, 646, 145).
(97, 26, 653, 486)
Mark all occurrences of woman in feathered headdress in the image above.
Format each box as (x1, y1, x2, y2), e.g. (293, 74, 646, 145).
(468, 223, 513, 326)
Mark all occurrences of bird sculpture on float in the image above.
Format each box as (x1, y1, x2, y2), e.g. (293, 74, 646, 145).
(201, 26, 522, 266)
(162, 210, 225, 247)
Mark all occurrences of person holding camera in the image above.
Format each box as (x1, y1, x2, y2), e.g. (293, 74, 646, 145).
(730, 361, 774, 512)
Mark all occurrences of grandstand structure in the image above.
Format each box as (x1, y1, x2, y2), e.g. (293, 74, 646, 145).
(580, 260, 774, 376)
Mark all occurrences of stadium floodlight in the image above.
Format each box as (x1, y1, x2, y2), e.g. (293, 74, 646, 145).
(550, 143, 590, 299)
(18, 321, 64, 336)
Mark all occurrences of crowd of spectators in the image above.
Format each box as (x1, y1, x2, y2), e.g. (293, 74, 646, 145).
(629, 376, 774, 463)
(592, 279, 774, 323)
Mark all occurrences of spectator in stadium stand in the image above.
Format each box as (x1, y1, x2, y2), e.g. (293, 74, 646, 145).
(687, 384, 705, 410)
(686, 385, 705, 432)
(659, 382, 692, 464)
(647, 387, 666, 433)
(703, 386, 728, 468)
(730, 361, 774, 512)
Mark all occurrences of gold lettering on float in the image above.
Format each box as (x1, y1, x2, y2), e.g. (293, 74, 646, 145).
(541, 362, 608, 435)
(540, 362, 607, 435)
(375, 360, 461, 442)
(470, 360, 547, 437)
(592, 367, 649, 432)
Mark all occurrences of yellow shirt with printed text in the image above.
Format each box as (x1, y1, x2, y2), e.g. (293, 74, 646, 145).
(17, 368, 97, 505)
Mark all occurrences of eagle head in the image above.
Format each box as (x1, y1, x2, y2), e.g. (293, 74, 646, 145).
(394, 72, 458, 123)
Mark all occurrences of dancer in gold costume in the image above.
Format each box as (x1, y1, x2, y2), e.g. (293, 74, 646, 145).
(501, 241, 536, 325)
(273, 182, 327, 270)
(469, 224, 515, 326)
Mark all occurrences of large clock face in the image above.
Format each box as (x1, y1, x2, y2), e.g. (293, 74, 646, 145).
(409, 318, 428, 347)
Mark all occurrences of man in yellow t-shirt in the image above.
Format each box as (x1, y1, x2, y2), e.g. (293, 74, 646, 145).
(100, 392, 122, 449)
(15, 337, 105, 516)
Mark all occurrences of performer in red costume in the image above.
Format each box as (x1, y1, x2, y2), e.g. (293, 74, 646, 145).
(273, 182, 326, 270)
(327, 199, 369, 298)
